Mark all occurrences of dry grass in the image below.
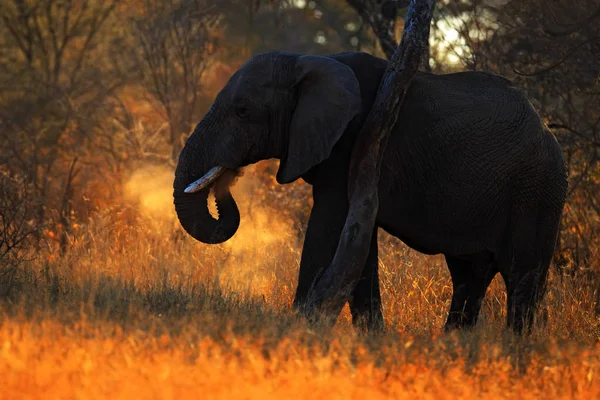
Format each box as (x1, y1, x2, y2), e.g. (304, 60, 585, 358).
(1, 168, 600, 399)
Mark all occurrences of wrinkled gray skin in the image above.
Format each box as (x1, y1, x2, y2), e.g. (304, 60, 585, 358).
(173, 51, 568, 334)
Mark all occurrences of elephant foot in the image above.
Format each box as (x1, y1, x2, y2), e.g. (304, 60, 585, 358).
(294, 300, 338, 329)
(444, 311, 478, 332)
(352, 313, 385, 334)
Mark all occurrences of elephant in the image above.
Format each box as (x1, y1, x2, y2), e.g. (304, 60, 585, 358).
(173, 51, 568, 334)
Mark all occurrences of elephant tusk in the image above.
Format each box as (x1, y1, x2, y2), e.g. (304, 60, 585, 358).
(184, 166, 226, 193)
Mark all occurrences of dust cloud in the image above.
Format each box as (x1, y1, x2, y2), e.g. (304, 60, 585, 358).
(219, 165, 300, 297)
(124, 166, 177, 221)
(124, 164, 301, 298)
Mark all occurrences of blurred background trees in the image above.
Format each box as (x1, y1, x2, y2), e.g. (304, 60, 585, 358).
(0, 0, 598, 288)
(133, 0, 221, 163)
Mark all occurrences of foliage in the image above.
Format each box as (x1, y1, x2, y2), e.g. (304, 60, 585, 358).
(0, 0, 122, 236)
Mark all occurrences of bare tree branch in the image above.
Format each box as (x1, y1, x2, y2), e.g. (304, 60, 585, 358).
(345, 0, 407, 59)
(134, 0, 220, 163)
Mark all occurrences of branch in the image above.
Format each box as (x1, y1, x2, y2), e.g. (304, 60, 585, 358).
(346, 0, 408, 59)
(305, 0, 436, 320)
(548, 123, 600, 148)
(543, 6, 600, 38)
(513, 40, 591, 77)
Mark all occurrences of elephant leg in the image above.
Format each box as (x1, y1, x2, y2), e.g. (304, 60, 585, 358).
(292, 173, 349, 316)
(293, 162, 383, 330)
(292, 209, 341, 313)
(503, 244, 542, 334)
(444, 255, 497, 331)
(349, 228, 384, 332)
(502, 208, 560, 334)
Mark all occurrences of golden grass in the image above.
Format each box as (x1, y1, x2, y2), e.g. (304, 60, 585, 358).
(1, 169, 600, 399)
(2, 317, 599, 400)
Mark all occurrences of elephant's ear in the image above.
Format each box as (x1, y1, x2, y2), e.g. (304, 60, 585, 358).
(276, 55, 362, 184)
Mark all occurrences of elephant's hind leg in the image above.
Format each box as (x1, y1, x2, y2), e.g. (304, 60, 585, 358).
(444, 255, 497, 331)
(501, 207, 561, 334)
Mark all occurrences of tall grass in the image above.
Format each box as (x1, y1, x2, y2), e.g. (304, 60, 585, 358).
(1, 167, 599, 398)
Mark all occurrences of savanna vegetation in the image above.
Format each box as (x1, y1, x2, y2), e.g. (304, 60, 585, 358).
(1, 0, 599, 398)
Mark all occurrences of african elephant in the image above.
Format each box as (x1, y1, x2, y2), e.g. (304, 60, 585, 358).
(173, 51, 568, 334)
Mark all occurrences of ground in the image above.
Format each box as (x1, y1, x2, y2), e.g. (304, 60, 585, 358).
(1, 173, 599, 399)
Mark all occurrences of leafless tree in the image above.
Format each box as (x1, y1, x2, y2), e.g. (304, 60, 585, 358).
(0, 0, 120, 246)
(133, 0, 221, 163)
(0, 172, 39, 296)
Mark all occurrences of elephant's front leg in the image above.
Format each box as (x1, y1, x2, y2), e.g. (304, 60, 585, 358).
(292, 176, 383, 332)
(292, 200, 339, 311)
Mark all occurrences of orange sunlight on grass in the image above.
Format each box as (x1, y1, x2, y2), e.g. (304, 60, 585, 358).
(1, 165, 599, 399)
(2, 318, 599, 399)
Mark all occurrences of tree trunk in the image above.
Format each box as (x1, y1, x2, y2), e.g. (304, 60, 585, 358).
(346, 0, 432, 72)
(346, 0, 402, 59)
(305, 0, 436, 321)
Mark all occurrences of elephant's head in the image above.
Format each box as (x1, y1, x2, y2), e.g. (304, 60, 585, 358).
(173, 52, 362, 244)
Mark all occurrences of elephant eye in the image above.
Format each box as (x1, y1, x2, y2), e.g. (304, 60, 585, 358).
(236, 105, 250, 119)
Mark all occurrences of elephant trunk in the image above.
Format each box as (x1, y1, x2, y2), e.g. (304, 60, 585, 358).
(173, 146, 240, 244)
